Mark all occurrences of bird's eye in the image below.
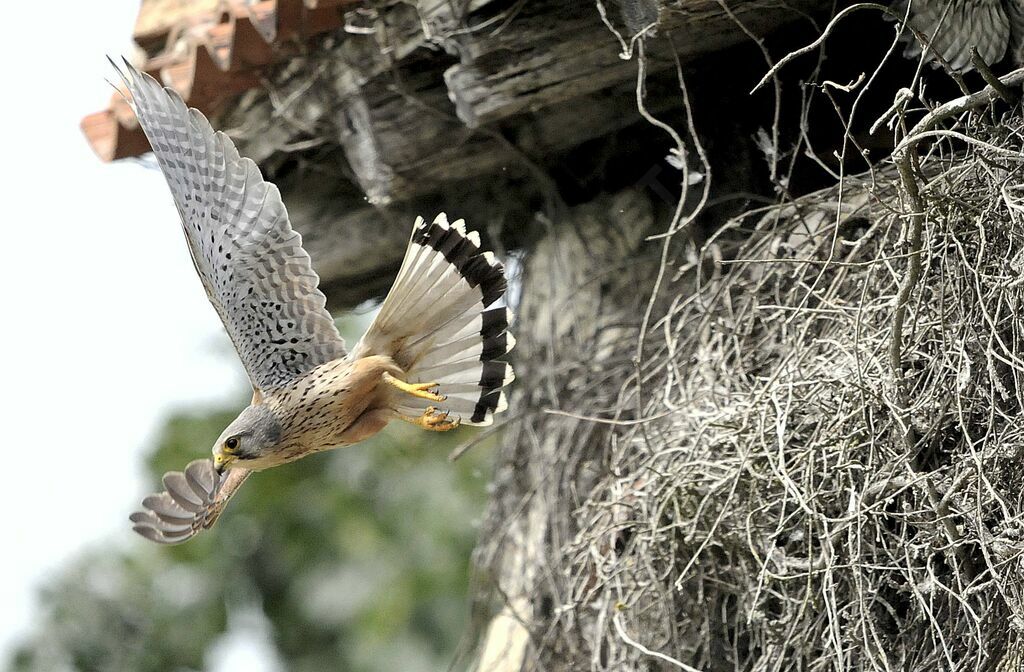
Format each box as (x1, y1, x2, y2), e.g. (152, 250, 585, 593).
(224, 437, 240, 453)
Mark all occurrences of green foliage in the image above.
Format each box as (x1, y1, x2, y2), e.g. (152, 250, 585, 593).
(8, 399, 493, 672)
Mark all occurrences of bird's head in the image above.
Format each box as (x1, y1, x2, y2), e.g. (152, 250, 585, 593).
(213, 404, 283, 473)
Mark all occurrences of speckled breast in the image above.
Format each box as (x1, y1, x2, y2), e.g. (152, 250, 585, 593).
(266, 354, 399, 460)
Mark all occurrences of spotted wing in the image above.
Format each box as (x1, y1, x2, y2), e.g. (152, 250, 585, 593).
(131, 460, 251, 544)
(113, 59, 346, 392)
(898, 0, 1011, 71)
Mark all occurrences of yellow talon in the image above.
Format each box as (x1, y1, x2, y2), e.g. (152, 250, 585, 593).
(401, 406, 461, 431)
(383, 372, 446, 402)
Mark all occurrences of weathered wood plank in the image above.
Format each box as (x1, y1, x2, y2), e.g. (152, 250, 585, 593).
(442, 0, 827, 129)
(333, 63, 682, 204)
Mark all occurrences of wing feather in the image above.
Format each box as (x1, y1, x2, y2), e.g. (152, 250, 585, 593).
(131, 460, 250, 545)
(898, 0, 1010, 70)
(112, 59, 346, 391)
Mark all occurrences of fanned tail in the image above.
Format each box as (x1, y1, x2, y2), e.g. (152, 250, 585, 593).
(353, 214, 514, 426)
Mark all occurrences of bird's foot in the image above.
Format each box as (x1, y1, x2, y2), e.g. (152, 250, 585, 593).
(401, 406, 460, 432)
(383, 372, 446, 402)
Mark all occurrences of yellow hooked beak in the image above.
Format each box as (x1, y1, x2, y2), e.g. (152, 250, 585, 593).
(213, 451, 236, 474)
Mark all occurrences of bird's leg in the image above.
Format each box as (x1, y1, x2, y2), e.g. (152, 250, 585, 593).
(382, 371, 458, 430)
(382, 371, 446, 402)
(398, 406, 460, 431)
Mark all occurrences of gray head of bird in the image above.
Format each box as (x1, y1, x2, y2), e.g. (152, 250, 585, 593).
(213, 404, 283, 473)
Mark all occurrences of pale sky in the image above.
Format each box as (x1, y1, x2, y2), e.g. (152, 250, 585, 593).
(0, 2, 276, 668)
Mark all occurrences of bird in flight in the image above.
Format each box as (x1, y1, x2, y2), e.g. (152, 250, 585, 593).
(112, 59, 514, 544)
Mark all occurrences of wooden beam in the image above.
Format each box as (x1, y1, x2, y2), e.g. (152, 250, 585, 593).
(442, 0, 827, 129)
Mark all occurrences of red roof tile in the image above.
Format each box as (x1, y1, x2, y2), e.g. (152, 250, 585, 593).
(82, 0, 355, 162)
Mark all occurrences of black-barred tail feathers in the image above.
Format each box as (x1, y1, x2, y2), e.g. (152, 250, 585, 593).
(353, 214, 515, 426)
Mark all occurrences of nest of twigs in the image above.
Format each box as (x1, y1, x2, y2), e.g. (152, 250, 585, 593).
(566, 99, 1024, 670)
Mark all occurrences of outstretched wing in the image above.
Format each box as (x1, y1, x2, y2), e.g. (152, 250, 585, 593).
(113, 59, 346, 392)
(131, 460, 250, 544)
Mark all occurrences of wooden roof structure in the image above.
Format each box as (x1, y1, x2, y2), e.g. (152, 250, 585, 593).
(79, 0, 829, 302)
(81, 0, 353, 161)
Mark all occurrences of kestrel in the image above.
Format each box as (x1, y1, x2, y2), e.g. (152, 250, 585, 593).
(112, 60, 514, 544)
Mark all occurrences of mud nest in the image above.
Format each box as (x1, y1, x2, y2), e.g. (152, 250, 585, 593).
(563, 98, 1024, 670)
